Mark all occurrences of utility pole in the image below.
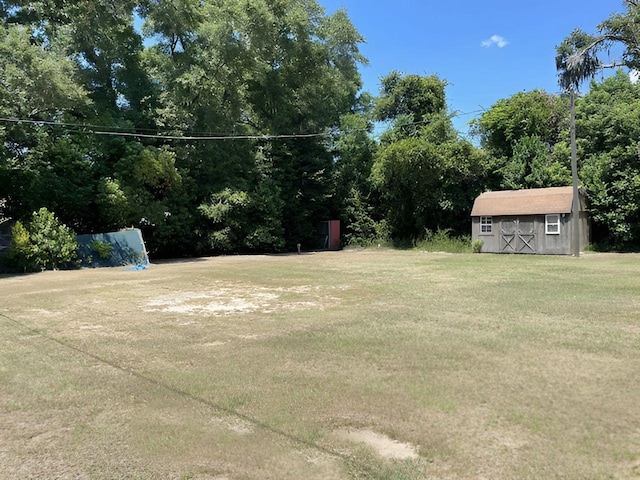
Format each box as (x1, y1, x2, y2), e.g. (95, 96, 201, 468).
(570, 90, 580, 257)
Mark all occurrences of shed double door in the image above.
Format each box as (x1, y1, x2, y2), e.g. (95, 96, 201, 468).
(500, 218, 536, 254)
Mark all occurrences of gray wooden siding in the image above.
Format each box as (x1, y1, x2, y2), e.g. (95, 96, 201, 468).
(472, 213, 588, 255)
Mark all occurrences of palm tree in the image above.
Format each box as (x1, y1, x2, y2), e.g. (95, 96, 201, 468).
(555, 30, 604, 256)
(556, 1, 640, 255)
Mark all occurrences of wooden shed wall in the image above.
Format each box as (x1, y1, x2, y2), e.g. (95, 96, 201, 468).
(471, 213, 589, 255)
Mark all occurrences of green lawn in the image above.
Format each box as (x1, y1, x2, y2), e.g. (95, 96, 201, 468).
(1, 250, 639, 479)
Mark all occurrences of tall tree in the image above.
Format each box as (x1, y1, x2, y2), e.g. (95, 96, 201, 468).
(556, 1, 640, 90)
(577, 71, 640, 248)
(375, 71, 447, 143)
(556, 1, 640, 251)
(470, 90, 571, 190)
(330, 101, 379, 245)
(372, 72, 489, 240)
(0, 23, 91, 226)
(1, 0, 368, 255)
(141, 0, 367, 252)
(1, 0, 175, 239)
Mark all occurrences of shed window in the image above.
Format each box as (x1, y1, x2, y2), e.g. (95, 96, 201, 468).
(480, 216, 493, 234)
(546, 214, 560, 235)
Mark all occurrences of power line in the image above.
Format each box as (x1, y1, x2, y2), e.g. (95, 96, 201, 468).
(452, 108, 486, 117)
(91, 130, 327, 140)
(0, 117, 329, 141)
(0, 108, 485, 142)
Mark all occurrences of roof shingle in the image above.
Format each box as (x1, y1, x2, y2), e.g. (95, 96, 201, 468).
(470, 186, 575, 216)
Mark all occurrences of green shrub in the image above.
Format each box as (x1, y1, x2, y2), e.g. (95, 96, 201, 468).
(414, 229, 471, 254)
(6, 221, 32, 271)
(7, 208, 79, 271)
(472, 239, 483, 253)
(344, 220, 392, 248)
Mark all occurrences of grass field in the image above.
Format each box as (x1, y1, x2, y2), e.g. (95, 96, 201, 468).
(1, 249, 639, 479)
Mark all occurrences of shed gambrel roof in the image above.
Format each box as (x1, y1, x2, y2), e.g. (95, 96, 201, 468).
(470, 186, 575, 216)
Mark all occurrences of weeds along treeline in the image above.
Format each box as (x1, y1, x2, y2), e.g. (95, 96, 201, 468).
(2, 1, 640, 266)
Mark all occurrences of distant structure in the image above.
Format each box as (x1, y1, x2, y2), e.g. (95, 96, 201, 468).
(470, 186, 589, 255)
(77, 228, 149, 267)
(317, 220, 341, 251)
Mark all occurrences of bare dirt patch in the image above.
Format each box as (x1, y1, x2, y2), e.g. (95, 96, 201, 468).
(144, 282, 345, 316)
(146, 289, 279, 315)
(337, 428, 419, 460)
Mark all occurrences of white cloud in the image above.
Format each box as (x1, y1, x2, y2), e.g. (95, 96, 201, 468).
(630, 70, 640, 84)
(481, 35, 508, 48)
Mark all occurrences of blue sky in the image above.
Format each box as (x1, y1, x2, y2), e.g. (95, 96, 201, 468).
(318, 1, 627, 137)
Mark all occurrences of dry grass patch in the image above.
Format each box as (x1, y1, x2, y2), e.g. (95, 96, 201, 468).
(1, 250, 640, 479)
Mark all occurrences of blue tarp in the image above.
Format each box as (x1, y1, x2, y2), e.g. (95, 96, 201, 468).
(77, 228, 149, 268)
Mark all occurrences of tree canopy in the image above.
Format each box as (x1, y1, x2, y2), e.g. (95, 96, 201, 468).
(578, 72, 640, 248)
(371, 72, 489, 240)
(556, 1, 640, 91)
(1, 0, 370, 256)
(3, 0, 640, 261)
(470, 90, 571, 191)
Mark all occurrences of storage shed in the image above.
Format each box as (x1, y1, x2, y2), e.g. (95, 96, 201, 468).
(317, 220, 341, 251)
(470, 186, 589, 255)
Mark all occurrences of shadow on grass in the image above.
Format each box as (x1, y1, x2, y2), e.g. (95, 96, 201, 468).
(152, 256, 211, 265)
(0, 270, 43, 279)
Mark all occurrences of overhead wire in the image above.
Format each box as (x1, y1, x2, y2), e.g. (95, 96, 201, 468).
(0, 117, 328, 141)
(0, 108, 485, 142)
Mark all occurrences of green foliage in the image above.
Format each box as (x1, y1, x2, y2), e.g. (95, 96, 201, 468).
(376, 71, 447, 124)
(0, 23, 93, 227)
(4, 0, 639, 253)
(371, 72, 491, 242)
(577, 72, 640, 249)
(340, 188, 383, 246)
(556, 1, 640, 249)
(123, 146, 181, 196)
(583, 243, 600, 252)
(413, 229, 472, 254)
(332, 110, 379, 246)
(556, 2, 640, 91)
(198, 185, 285, 253)
(470, 90, 572, 192)
(243, 175, 286, 252)
(471, 69, 640, 249)
(7, 208, 79, 271)
(470, 90, 568, 161)
(199, 188, 250, 251)
(371, 136, 438, 238)
(472, 239, 484, 254)
(375, 72, 449, 146)
(555, 28, 603, 92)
(139, 0, 367, 253)
(6, 221, 31, 271)
(500, 135, 571, 190)
(95, 177, 130, 231)
(1, 0, 367, 256)
(0, 24, 89, 117)
(372, 127, 488, 240)
(370, 72, 484, 239)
